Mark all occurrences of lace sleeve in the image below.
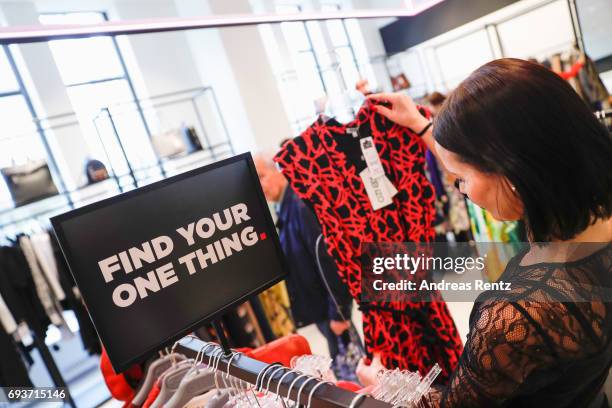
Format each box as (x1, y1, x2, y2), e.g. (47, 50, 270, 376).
(428, 300, 557, 407)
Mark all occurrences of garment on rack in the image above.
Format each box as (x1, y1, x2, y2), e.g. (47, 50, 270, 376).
(0, 245, 50, 336)
(142, 380, 161, 408)
(222, 302, 264, 348)
(0, 323, 33, 387)
(258, 282, 295, 337)
(577, 54, 609, 108)
(0, 293, 18, 334)
(19, 236, 64, 326)
(425, 150, 450, 237)
(274, 102, 463, 381)
(184, 389, 223, 408)
(29, 233, 65, 301)
(441, 171, 470, 235)
(430, 244, 612, 407)
(51, 235, 101, 355)
(276, 185, 353, 328)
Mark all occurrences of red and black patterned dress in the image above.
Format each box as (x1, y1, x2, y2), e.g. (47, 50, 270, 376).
(274, 102, 463, 383)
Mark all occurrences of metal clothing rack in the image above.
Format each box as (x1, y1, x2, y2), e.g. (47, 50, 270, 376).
(176, 337, 392, 408)
(30, 329, 77, 408)
(595, 108, 612, 133)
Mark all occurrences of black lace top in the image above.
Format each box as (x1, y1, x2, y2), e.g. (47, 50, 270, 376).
(430, 243, 612, 407)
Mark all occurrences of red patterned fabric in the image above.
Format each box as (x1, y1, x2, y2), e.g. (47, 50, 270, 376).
(274, 103, 463, 382)
(142, 380, 161, 408)
(100, 347, 143, 403)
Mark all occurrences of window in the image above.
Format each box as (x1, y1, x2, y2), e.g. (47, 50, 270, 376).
(0, 46, 49, 208)
(275, 3, 371, 132)
(434, 29, 494, 90)
(278, 5, 328, 100)
(40, 12, 156, 180)
(321, 4, 361, 90)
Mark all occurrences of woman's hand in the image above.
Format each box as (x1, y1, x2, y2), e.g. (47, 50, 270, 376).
(367, 92, 430, 131)
(329, 320, 351, 336)
(356, 354, 385, 387)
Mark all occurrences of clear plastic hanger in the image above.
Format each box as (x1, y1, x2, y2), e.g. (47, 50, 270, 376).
(370, 364, 442, 407)
(323, 51, 365, 125)
(291, 355, 336, 382)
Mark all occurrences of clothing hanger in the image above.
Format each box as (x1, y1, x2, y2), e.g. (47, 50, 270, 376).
(257, 363, 283, 393)
(150, 359, 194, 408)
(199, 347, 231, 408)
(132, 357, 170, 405)
(164, 344, 218, 408)
(294, 376, 318, 408)
(246, 361, 282, 408)
(257, 366, 288, 408)
(264, 366, 287, 394)
(349, 393, 369, 408)
(131, 345, 187, 405)
(306, 381, 333, 408)
(275, 367, 302, 408)
(285, 373, 310, 407)
(323, 51, 365, 125)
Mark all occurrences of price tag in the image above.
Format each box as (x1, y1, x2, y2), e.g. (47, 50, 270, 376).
(360, 168, 397, 210)
(360, 137, 385, 179)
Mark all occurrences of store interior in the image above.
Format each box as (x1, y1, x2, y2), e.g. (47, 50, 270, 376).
(0, 0, 610, 407)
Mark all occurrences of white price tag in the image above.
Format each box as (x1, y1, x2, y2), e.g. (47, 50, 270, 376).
(360, 168, 397, 210)
(360, 137, 386, 179)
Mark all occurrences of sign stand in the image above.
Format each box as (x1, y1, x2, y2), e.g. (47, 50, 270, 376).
(211, 320, 232, 356)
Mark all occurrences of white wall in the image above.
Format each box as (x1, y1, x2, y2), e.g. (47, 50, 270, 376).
(205, 0, 293, 151)
(394, 0, 579, 94)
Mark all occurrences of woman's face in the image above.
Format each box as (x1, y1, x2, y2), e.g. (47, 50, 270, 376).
(435, 142, 524, 221)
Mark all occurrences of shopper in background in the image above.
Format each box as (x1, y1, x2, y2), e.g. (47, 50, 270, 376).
(426, 91, 447, 116)
(254, 154, 357, 380)
(363, 58, 611, 407)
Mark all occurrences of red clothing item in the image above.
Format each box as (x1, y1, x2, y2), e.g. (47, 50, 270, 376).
(274, 103, 463, 382)
(99, 348, 143, 403)
(558, 60, 584, 80)
(142, 380, 161, 408)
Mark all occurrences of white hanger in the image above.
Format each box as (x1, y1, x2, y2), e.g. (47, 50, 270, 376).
(349, 393, 369, 408)
(306, 380, 333, 408)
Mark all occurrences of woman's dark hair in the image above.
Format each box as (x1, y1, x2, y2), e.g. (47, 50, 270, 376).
(434, 58, 612, 242)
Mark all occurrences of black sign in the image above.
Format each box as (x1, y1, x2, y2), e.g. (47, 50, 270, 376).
(51, 153, 287, 372)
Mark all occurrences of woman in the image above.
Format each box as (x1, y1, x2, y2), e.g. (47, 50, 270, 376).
(365, 59, 611, 406)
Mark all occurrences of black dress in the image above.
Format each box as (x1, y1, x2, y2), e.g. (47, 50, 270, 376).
(430, 243, 611, 407)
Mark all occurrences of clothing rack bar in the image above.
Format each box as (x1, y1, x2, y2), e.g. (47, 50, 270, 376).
(176, 337, 391, 408)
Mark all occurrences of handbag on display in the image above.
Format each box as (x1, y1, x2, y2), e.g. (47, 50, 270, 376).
(390, 73, 411, 91)
(181, 126, 203, 153)
(1, 160, 59, 206)
(152, 128, 188, 158)
(151, 126, 202, 158)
